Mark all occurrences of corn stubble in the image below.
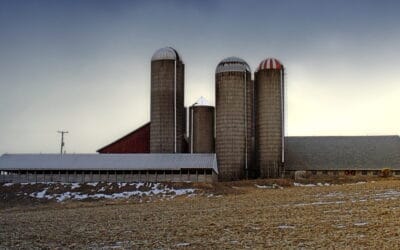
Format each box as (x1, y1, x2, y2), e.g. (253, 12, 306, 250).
(1, 180, 400, 249)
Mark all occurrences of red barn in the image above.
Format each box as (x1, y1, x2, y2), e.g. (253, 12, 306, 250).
(97, 122, 150, 153)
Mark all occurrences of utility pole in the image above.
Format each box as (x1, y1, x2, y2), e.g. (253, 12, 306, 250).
(57, 131, 68, 155)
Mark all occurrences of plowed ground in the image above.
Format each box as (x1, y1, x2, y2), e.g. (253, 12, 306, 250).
(1, 179, 400, 249)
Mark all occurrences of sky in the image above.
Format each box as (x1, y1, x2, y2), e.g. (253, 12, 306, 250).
(0, 0, 400, 154)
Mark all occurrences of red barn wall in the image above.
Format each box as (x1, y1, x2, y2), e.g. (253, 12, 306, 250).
(97, 123, 150, 154)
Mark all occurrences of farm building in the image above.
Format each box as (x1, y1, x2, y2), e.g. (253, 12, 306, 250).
(97, 122, 150, 154)
(284, 136, 400, 177)
(0, 154, 218, 183)
(1, 46, 399, 183)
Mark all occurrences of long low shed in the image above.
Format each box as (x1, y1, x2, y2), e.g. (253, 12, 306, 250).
(0, 153, 218, 183)
(284, 135, 400, 177)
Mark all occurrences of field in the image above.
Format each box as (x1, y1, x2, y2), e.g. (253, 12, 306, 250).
(1, 178, 400, 249)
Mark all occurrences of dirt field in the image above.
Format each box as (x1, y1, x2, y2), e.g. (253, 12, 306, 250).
(1, 179, 400, 249)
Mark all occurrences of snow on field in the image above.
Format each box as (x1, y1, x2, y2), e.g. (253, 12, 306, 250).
(22, 182, 196, 202)
(354, 222, 368, 226)
(255, 184, 283, 189)
(176, 242, 191, 247)
(277, 225, 295, 229)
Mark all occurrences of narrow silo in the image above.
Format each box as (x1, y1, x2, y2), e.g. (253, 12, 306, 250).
(150, 47, 185, 153)
(255, 58, 284, 178)
(189, 97, 215, 153)
(215, 57, 253, 181)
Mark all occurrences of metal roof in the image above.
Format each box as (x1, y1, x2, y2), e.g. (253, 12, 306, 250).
(284, 136, 400, 171)
(257, 58, 283, 71)
(151, 47, 182, 61)
(0, 153, 218, 173)
(193, 96, 211, 106)
(216, 57, 251, 73)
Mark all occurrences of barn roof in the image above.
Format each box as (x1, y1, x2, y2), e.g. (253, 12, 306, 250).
(97, 122, 150, 153)
(284, 136, 400, 171)
(0, 153, 218, 173)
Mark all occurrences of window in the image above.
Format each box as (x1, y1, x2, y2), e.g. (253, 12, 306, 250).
(361, 170, 368, 175)
(311, 170, 317, 175)
(322, 170, 328, 175)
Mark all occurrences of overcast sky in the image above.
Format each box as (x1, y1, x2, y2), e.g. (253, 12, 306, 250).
(1, 0, 399, 154)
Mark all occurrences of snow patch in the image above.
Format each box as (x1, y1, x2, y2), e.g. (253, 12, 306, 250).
(70, 183, 80, 189)
(294, 183, 316, 187)
(354, 222, 368, 226)
(277, 225, 295, 229)
(255, 184, 283, 189)
(30, 188, 49, 199)
(26, 182, 196, 202)
(176, 242, 190, 247)
(3, 183, 14, 187)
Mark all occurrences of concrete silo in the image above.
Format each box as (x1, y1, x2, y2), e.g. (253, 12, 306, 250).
(189, 96, 215, 153)
(150, 47, 185, 153)
(255, 58, 284, 178)
(215, 57, 253, 181)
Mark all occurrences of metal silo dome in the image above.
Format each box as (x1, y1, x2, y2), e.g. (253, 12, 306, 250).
(151, 47, 182, 61)
(257, 58, 283, 71)
(216, 57, 251, 74)
(193, 96, 211, 106)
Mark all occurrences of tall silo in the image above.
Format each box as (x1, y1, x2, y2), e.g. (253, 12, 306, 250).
(189, 96, 215, 153)
(215, 57, 253, 181)
(255, 58, 284, 178)
(150, 47, 185, 153)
